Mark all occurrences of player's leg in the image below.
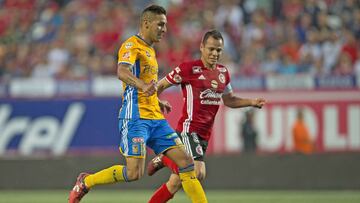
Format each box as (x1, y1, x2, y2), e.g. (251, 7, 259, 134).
(68, 118, 148, 203)
(148, 121, 207, 203)
(194, 160, 206, 180)
(148, 132, 208, 179)
(165, 147, 207, 203)
(69, 157, 145, 203)
(148, 160, 206, 203)
(148, 173, 181, 203)
(84, 118, 148, 186)
(84, 157, 145, 188)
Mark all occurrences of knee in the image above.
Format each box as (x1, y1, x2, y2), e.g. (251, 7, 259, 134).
(167, 176, 182, 191)
(176, 154, 193, 169)
(126, 168, 144, 181)
(195, 170, 206, 181)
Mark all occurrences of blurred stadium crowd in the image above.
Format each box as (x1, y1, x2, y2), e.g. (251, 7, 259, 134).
(0, 0, 359, 81)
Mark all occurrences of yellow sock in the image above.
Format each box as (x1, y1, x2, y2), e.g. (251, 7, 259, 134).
(84, 165, 128, 188)
(179, 171, 208, 203)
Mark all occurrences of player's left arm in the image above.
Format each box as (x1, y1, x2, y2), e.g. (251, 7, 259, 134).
(157, 77, 174, 113)
(221, 83, 265, 108)
(222, 92, 266, 108)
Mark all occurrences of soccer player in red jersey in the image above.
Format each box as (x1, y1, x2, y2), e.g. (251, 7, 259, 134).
(147, 30, 266, 203)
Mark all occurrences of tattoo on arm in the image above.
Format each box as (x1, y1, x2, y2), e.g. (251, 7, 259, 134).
(125, 77, 137, 87)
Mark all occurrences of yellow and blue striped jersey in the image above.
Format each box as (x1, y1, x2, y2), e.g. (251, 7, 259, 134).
(117, 35, 164, 120)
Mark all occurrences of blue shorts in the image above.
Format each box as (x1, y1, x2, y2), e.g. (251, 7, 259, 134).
(118, 118, 182, 157)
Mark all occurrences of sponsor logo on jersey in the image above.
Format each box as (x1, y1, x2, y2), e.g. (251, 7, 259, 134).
(192, 66, 202, 74)
(143, 65, 158, 75)
(132, 137, 144, 143)
(199, 89, 222, 105)
(211, 80, 218, 89)
(146, 51, 151, 58)
(122, 51, 130, 59)
(125, 42, 133, 49)
(198, 74, 206, 80)
(219, 73, 225, 83)
(200, 89, 222, 99)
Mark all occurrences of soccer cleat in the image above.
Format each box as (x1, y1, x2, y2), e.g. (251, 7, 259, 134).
(147, 154, 165, 176)
(68, 172, 90, 203)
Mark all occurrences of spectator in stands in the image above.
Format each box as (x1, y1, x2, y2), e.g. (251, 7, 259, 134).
(292, 108, 314, 154)
(1, 0, 360, 81)
(321, 31, 343, 74)
(238, 50, 260, 76)
(298, 29, 322, 73)
(260, 48, 281, 75)
(280, 33, 301, 64)
(340, 30, 358, 64)
(241, 109, 258, 153)
(295, 13, 312, 43)
(278, 54, 298, 75)
(333, 52, 354, 75)
(354, 50, 360, 76)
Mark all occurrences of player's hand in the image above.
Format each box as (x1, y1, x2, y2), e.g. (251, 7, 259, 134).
(159, 100, 172, 114)
(252, 98, 266, 109)
(142, 80, 157, 96)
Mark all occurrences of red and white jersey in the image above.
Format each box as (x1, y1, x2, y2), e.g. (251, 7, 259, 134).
(165, 59, 232, 141)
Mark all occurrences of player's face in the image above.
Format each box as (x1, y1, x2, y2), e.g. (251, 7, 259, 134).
(148, 14, 167, 43)
(200, 37, 223, 68)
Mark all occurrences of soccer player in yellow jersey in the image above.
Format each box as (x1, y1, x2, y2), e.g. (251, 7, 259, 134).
(68, 5, 207, 203)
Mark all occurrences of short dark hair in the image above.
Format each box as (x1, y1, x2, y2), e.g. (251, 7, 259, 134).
(202, 30, 224, 44)
(141, 5, 166, 21)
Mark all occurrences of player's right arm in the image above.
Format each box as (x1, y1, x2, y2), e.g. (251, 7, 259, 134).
(156, 77, 174, 113)
(117, 39, 156, 96)
(117, 64, 157, 96)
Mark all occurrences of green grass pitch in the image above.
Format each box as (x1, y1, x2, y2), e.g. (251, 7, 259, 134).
(0, 190, 359, 203)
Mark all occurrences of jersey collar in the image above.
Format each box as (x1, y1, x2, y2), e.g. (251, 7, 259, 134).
(135, 34, 154, 48)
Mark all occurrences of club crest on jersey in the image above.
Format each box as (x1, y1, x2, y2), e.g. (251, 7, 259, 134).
(196, 145, 203, 155)
(211, 80, 218, 89)
(125, 42, 133, 49)
(218, 73, 225, 83)
(192, 66, 202, 74)
(173, 74, 182, 83)
(132, 145, 139, 154)
(146, 51, 151, 58)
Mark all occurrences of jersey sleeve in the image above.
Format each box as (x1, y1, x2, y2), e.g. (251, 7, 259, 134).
(165, 63, 189, 85)
(223, 67, 233, 94)
(117, 41, 138, 66)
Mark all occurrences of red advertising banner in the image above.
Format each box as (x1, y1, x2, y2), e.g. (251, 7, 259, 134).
(162, 90, 360, 154)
